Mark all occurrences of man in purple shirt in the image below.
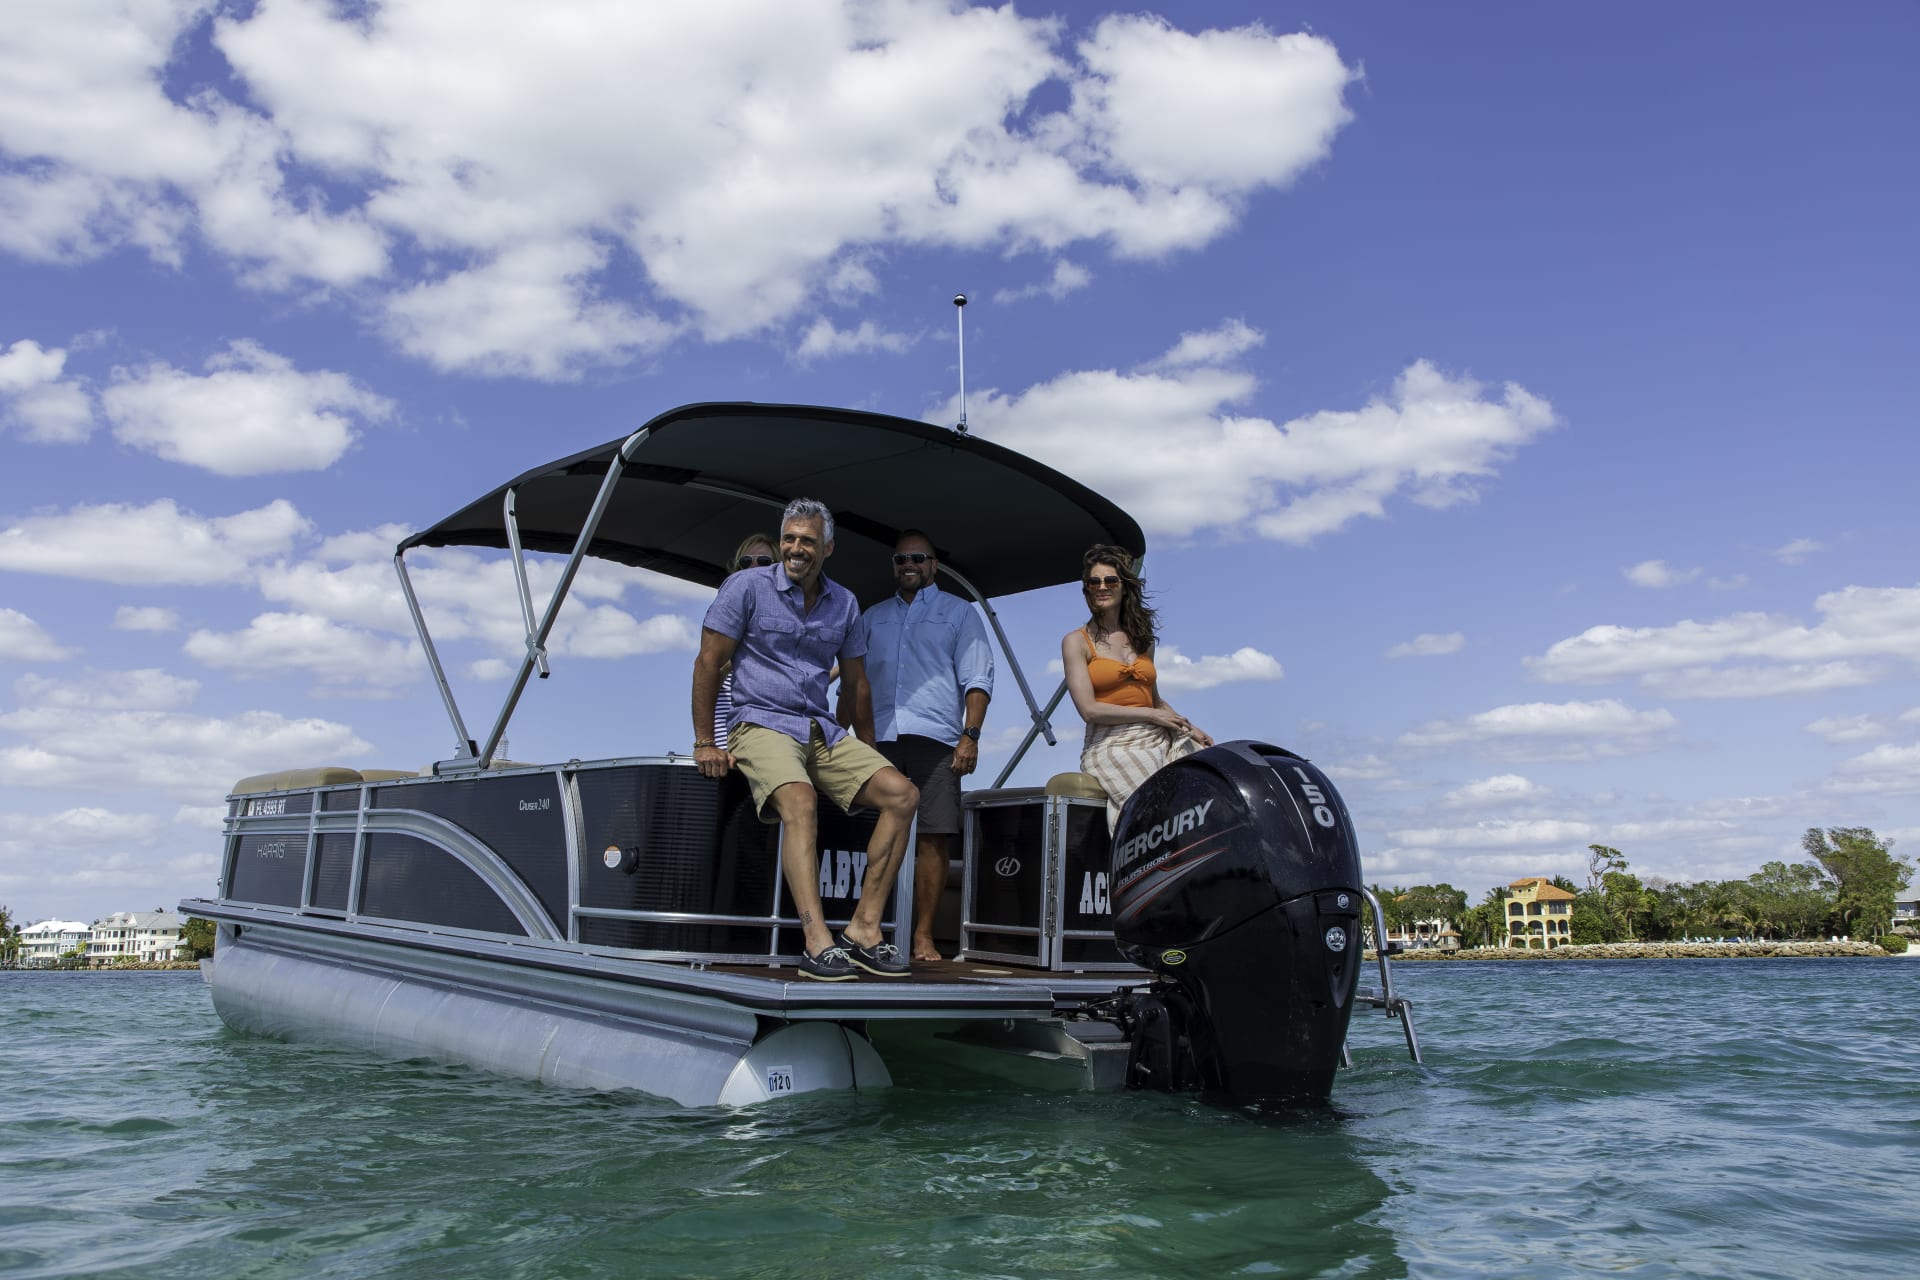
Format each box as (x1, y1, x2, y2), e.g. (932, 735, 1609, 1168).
(691, 498, 920, 981)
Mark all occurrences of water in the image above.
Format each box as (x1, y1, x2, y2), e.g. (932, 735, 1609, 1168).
(2, 960, 1914, 1278)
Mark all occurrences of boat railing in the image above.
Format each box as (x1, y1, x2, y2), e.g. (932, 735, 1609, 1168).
(215, 757, 918, 970)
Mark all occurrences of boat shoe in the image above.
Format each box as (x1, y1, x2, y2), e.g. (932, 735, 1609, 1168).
(799, 943, 859, 981)
(837, 931, 910, 978)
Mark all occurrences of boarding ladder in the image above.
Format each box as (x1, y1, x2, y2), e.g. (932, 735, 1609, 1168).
(1347, 886, 1424, 1067)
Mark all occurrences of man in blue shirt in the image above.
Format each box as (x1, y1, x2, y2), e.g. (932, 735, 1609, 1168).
(844, 530, 993, 961)
(691, 499, 920, 982)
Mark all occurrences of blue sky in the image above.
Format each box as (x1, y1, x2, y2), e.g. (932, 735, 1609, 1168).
(3, 1, 1916, 924)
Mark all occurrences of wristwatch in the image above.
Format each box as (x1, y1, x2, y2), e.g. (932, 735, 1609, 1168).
(960, 726, 981, 741)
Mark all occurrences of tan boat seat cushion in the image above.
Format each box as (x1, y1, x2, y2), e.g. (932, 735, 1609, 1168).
(230, 766, 363, 795)
(1044, 771, 1108, 800)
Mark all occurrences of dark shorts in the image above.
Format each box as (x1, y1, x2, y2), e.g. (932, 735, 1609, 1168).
(879, 735, 962, 836)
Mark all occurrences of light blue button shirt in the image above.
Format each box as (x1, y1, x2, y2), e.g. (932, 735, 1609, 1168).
(853, 582, 994, 745)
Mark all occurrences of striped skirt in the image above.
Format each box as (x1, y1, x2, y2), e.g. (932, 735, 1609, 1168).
(1080, 721, 1198, 828)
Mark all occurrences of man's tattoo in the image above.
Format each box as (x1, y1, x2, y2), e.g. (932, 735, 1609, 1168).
(799, 910, 813, 926)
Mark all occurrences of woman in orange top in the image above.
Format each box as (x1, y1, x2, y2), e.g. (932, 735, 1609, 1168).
(1062, 544, 1212, 824)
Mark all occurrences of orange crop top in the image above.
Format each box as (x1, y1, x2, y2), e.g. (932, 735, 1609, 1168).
(1088, 654, 1157, 708)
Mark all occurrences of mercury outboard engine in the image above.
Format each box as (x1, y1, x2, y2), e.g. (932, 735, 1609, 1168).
(1109, 741, 1364, 1105)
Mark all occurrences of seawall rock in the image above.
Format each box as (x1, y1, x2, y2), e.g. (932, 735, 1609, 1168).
(1377, 940, 1889, 961)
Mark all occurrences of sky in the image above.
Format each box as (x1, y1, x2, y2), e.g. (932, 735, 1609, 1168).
(2, 0, 1917, 925)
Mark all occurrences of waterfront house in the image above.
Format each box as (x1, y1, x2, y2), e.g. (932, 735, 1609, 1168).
(18, 919, 93, 967)
(1503, 878, 1575, 948)
(87, 910, 186, 965)
(1386, 917, 1461, 952)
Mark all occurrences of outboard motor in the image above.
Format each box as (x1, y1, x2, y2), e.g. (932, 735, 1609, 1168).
(1109, 741, 1364, 1105)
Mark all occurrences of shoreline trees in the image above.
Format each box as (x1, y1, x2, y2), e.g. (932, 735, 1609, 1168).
(1385, 828, 1913, 946)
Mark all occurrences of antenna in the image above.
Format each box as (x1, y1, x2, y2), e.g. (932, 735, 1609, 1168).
(953, 293, 969, 434)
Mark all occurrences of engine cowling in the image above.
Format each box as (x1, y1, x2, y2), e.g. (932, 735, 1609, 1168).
(1109, 741, 1364, 1104)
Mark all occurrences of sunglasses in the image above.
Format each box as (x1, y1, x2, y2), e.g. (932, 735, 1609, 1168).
(1085, 575, 1122, 589)
(737, 554, 774, 568)
(892, 552, 932, 565)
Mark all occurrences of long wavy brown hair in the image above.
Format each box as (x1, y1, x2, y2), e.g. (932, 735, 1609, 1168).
(1081, 544, 1158, 656)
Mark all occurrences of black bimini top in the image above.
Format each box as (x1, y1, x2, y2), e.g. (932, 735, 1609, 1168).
(399, 402, 1143, 606)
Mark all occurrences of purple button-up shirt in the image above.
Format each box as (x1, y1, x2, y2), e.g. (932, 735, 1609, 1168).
(702, 564, 866, 747)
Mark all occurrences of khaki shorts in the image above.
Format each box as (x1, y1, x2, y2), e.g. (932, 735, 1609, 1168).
(731, 722, 891, 824)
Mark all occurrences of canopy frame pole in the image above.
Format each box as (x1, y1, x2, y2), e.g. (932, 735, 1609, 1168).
(936, 563, 1055, 771)
(395, 551, 476, 760)
(994, 678, 1070, 787)
(470, 426, 654, 770)
(503, 486, 551, 683)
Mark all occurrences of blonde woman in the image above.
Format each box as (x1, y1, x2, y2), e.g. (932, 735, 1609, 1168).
(712, 532, 776, 750)
(1062, 544, 1212, 825)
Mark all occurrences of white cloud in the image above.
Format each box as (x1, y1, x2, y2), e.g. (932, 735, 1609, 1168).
(252, 543, 704, 673)
(1069, 16, 1353, 192)
(1804, 713, 1892, 745)
(1152, 644, 1283, 691)
(967, 355, 1555, 542)
(381, 238, 679, 379)
(991, 259, 1091, 304)
(14, 669, 199, 712)
(1387, 631, 1464, 659)
(170, 803, 229, 831)
(1323, 753, 1394, 783)
(0, 685, 370, 801)
(794, 317, 917, 363)
(1442, 774, 1548, 808)
(1529, 584, 1920, 697)
(1624, 559, 1700, 589)
(0, 807, 162, 850)
(0, 498, 310, 585)
(1398, 698, 1677, 761)
(101, 339, 394, 475)
(1602, 818, 1741, 844)
(112, 605, 180, 632)
(1, 4, 1358, 375)
(1828, 742, 1920, 797)
(1389, 817, 1596, 848)
(548, 607, 698, 660)
(0, 338, 94, 442)
(0, 1, 387, 283)
(1773, 538, 1823, 565)
(0, 609, 75, 661)
(313, 524, 413, 564)
(1147, 318, 1263, 370)
(1641, 662, 1879, 699)
(183, 612, 419, 689)
(1687, 795, 1790, 822)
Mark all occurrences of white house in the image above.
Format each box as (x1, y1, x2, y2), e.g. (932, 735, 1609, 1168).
(87, 910, 186, 965)
(19, 919, 92, 967)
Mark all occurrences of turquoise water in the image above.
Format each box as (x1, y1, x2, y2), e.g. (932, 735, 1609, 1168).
(2, 960, 1914, 1278)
